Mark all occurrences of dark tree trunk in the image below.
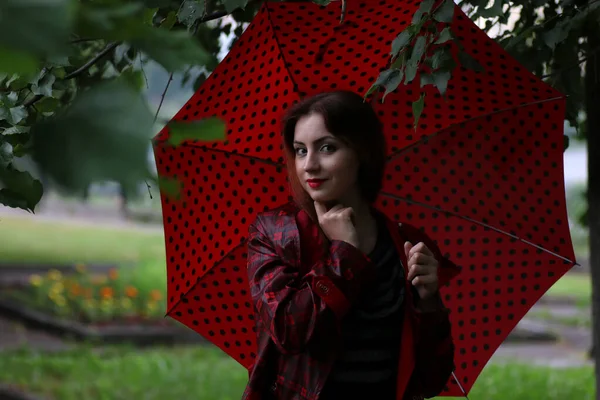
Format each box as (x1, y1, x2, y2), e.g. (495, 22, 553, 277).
(585, 30, 600, 400)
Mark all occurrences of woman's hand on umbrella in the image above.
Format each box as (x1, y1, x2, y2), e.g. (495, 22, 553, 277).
(404, 241, 439, 300)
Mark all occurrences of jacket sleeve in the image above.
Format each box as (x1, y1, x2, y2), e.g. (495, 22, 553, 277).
(246, 215, 376, 355)
(410, 298, 455, 398)
(401, 223, 459, 398)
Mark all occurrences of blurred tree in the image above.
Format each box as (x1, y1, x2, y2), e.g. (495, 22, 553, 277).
(0, 0, 264, 212)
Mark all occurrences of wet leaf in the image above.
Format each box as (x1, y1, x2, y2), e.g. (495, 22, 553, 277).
(435, 27, 453, 44)
(433, 0, 455, 23)
(223, 0, 249, 14)
(0, 163, 43, 212)
(458, 50, 484, 72)
(30, 79, 155, 193)
(167, 117, 226, 146)
(412, 93, 426, 131)
(178, 0, 205, 29)
(413, 0, 435, 24)
(391, 31, 412, 58)
(0, 0, 74, 58)
(0, 47, 39, 75)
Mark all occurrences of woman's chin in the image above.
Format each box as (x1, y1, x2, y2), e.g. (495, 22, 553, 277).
(309, 192, 337, 205)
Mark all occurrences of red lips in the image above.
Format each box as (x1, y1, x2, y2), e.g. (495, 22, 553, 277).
(307, 179, 326, 188)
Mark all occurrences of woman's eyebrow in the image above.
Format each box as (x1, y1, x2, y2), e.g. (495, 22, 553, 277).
(293, 136, 336, 145)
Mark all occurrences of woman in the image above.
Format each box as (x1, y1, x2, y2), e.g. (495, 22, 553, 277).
(242, 91, 460, 400)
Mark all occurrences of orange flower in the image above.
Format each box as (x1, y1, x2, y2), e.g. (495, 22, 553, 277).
(149, 290, 162, 301)
(69, 283, 82, 296)
(125, 286, 138, 298)
(100, 287, 114, 299)
(108, 268, 119, 280)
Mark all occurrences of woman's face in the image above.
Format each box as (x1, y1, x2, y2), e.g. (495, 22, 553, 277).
(293, 113, 361, 206)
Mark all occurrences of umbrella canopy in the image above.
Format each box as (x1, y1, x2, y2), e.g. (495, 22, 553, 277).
(152, 0, 576, 396)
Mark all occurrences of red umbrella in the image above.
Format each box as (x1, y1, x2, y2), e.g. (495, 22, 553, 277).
(152, 0, 576, 396)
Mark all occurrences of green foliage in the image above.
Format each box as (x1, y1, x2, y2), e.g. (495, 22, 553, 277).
(0, 0, 259, 212)
(30, 78, 155, 193)
(167, 117, 227, 146)
(366, 0, 482, 129)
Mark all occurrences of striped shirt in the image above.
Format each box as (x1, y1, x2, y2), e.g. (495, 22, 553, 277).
(320, 211, 405, 399)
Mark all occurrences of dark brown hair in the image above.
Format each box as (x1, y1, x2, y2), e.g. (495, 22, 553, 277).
(281, 90, 386, 225)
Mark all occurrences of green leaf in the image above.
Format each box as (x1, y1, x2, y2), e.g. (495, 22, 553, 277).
(433, 0, 455, 23)
(391, 50, 408, 69)
(420, 73, 434, 87)
(30, 79, 155, 193)
(477, 0, 503, 19)
(431, 47, 456, 71)
(156, 175, 182, 201)
(0, 0, 75, 58)
(131, 28, 213, 72)
(161, 11, 178, 30)
(391, 31, 412, 58)
(2, 125, 29, 136)
(34, 97, 61, 114)
(543, 24, 570, 51)
(166, 117, 226, 146)
(0, 106, 28, 125)
(409, 35, 428, 65)
(435, 27, 453, 44)
(121, 69, 147, 91)
(0, 45, 39, 75)
(224, 0, 249, 14)
(47, 55, 71, 67)
(383, 70, 405, 101)
(0, 47, 39, 76)
(31, 73, 56, 97)
(178, 0, 206, 29)
(412, 93, 426, 131)
(432, 70, 451, 96)
(142, 0, 176, 7)
(193, 72, 208, 91)
(412, 0, 435, 24)
(0, 163, 43, 212)
(458, 50, 484, 72)
(404, 61, 419, 84)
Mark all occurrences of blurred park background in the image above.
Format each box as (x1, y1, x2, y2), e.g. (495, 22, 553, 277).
(0, 0, 598, 399)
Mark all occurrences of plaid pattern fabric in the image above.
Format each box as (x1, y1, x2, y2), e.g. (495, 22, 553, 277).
(242, 203, 460, 400)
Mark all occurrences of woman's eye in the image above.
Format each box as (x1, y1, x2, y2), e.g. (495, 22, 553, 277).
(294, 148, 306, 156)
(321, 144, 336, 152)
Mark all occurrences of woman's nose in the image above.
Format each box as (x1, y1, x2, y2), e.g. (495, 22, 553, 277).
(303, 152, 319, 172)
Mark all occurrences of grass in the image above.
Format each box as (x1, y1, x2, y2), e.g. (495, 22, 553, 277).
(547, 274, 591, 307)
(0, 215, 165, 265)
(527, 309, 590, 328)
(0, 344, 594, 400)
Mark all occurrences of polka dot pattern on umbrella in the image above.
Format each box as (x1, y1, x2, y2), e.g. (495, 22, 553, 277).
(153, 0, 575, 393)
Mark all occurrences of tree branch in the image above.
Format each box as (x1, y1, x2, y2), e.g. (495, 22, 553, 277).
(23, 8, 237, 110)
(542, 45, 600, 79)
(64, 42, 120, 80)
(155, 72, 174, 122)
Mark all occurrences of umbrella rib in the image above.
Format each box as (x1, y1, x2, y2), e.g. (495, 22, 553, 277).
(169, 141, 286, 168)
(380, 191, 577, 265)
(451, 371, 470, 399)
(385, 96, 567, 164)
(165, 241, 248, 316)
(265, 2, 303, 97)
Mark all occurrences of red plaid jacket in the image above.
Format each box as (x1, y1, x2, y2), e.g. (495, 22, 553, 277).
(242, 202, 460, 400)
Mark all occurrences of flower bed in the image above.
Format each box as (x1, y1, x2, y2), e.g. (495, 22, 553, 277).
(4, 264, 168, 326)
(0, 262, 206, 346)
